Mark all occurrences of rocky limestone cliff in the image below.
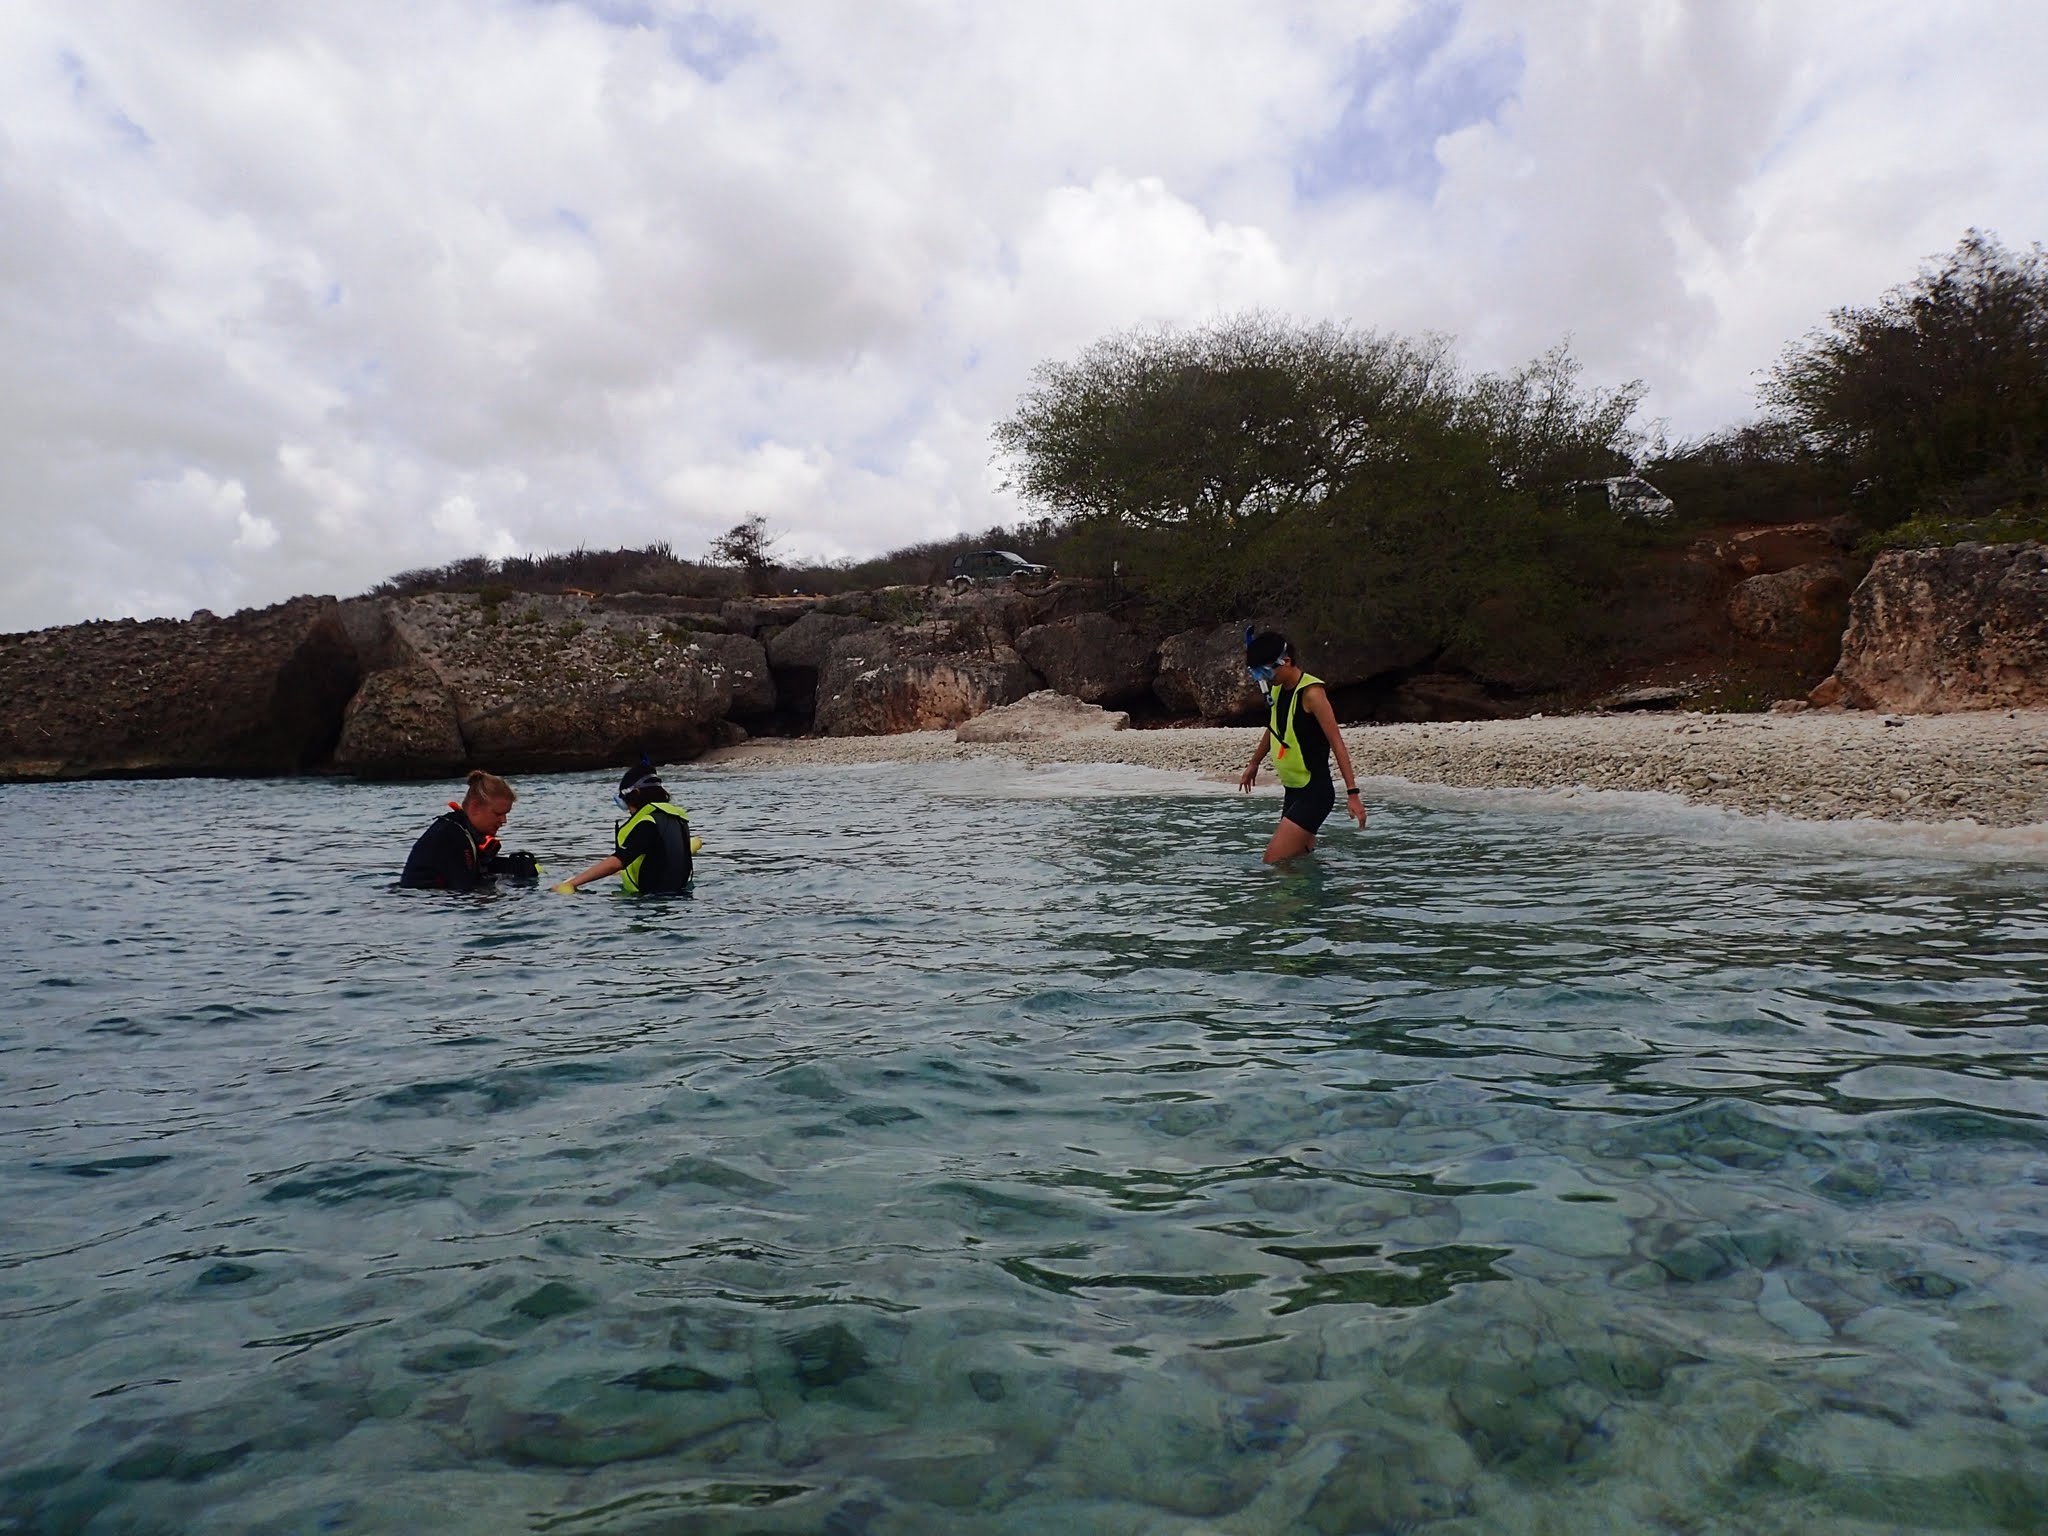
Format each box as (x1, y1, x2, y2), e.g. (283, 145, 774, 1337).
(3, 526, 2023, 783)
(0, 598, 359, 780)
(1542, 518, 1864, 715)
(1816, 542, 2048, 712)
(813, 622, 1041, 735)
(335, 592, 774, 775)
(1015, 612, 1155, 707)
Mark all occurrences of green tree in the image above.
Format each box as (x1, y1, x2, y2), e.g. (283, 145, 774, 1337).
(992, 313, 1460, 546)
(708, 514, 783, 595)
(1761, 230, 2048, 526)
(1452, 343, 1643, 492)
(993, 313, 1648, 683)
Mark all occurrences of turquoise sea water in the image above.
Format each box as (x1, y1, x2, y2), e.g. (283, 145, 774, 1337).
(3, 763, 2048, 1535)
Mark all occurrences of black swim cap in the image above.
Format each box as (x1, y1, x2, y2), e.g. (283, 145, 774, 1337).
(1245, 631, 1289, 668)
(617, 760, 663, 796)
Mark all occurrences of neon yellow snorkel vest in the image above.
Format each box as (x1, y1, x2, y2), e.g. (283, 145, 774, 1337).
(615, 800, 692, 895)
(1266, 671, 1325, 790)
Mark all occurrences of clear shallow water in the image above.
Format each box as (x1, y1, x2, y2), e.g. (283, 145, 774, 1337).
(3, 764, 2048, 1535)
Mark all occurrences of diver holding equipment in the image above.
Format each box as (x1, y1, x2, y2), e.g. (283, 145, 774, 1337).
(400, 769, 541, 890)
(551, 760, 699, 895)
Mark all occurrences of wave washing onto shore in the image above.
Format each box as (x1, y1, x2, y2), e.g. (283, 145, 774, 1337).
(1354, 776, 2048, 865)
(707, 707, 2048, 831)
(801, 754, 2048, 865)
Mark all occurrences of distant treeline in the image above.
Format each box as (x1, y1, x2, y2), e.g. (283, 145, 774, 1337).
(371, 231, 2048, 684)
(367, 524, 1064, 604)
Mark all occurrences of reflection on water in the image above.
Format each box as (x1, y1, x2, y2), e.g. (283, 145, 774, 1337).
(3, 765, 2048, 1533)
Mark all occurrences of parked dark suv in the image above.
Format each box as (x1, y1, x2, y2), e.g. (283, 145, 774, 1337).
(947, 549, 1053, 592)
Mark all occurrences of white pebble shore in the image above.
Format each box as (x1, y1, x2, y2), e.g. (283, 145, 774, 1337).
(701, 709, 2048, 828)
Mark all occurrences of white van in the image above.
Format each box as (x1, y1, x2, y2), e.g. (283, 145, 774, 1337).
(1568, 476, 1675, 521)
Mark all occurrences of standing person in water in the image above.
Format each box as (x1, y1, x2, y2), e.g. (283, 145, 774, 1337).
(552, 761, 695, 895)
(400, 769, 529, 890)
(1237, 631, 1366, 863)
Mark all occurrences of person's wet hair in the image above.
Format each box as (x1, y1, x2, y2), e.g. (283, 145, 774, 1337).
(464, 769, 515, 807)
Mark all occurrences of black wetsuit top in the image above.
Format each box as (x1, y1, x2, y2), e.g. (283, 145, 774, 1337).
(400, 810, 490, 891)
(617, 803, 692, 893)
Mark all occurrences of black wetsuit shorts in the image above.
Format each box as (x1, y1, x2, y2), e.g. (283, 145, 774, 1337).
(1281, 778, 1336, 834)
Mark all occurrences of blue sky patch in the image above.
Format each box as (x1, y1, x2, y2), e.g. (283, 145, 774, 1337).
(663, 9, 766, 82)
(59, 48, 153, 150)
(1297, 1, 1520, 203)
(541, 0, 765, 81)
(548, 0, 657, 28)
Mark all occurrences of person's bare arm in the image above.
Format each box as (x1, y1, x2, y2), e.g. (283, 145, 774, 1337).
(1307, 687, 1366, 827)
(552, 854, 624, 893)
(1238, 730, 1271, 791)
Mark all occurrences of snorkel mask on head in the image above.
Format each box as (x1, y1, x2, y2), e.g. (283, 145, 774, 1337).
(614, 758, 663, 813)
(1245, 626, 1276, 696)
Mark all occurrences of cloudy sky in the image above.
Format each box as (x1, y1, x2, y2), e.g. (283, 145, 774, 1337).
(4, 1, 2045, 631)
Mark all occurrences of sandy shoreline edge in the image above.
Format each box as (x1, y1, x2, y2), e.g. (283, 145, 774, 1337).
(701, 710, 2048, 829)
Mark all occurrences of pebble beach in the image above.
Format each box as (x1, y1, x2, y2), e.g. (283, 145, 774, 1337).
(704, 709, 2048, 828)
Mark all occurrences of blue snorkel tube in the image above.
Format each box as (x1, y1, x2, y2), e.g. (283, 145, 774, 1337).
(1244, 625, 1274, 700)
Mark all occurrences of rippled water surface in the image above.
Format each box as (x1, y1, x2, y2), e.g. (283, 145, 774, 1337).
(5, 764, 2048, 1534)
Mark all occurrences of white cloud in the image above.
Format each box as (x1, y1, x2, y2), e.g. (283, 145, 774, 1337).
(2, 0, 2045, 630)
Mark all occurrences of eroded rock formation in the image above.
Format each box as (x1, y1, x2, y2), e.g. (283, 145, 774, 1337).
(0, 597, 359, 780)
(6, 524, 2028, 782)
(1015, 612, 1155, 708)
(1152, 624, 1265, 721)
(348, 593, 775, 773)
(1727, 559, 1860, 646)
(955, 690, 1130, 742)
(1819, 542, 2048, 712)
(334, 661, 467, 777)
(813, 621, 1041, 736)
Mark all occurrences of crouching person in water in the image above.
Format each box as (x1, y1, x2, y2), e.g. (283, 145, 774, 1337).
(400, 770, 538, 890)
(552, 763, 694, 895)
(1238, 630, 1366, 863)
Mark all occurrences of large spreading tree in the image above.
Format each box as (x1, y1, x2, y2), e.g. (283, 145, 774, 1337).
(993, 314, 1465, 545)
(991, 313, 1646, 674)
(1762, 230, 2048, 525)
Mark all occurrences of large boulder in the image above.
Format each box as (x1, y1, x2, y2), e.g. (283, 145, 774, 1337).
(931, 583, 1046, 645)
(1290, 622, 1440, 690)
(766, 610, 878, 671)
(1152, 625, 1264, 721)
(1015, 613, 1155, 707)
(0, 597, 361, 781)
(1727, 558, 1861, 646)
(765, 610, 880, 723)
(370, 593, 775, 773)
(332, 661, 467, 778)
(813, 623, 1041, 735)
(1820, 542, 2048, 712)
(1388, 672, 1516, 721)
(955, 690, 1130, 742)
